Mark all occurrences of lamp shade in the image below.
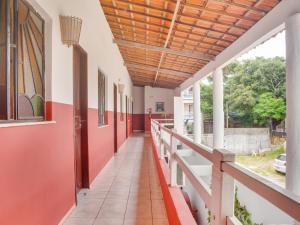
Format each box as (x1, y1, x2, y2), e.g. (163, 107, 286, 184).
(59, 16, 82, 47)
(118, 83, 125, 94)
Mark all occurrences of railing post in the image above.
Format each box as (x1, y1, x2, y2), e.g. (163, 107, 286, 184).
(170, 133, 178, 187)
(159, 126, 164, 160)
(211, 149, 235, 225)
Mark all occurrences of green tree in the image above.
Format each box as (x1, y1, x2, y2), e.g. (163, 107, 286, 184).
(199, 57, 286, 128)
(224, 57, 286, 127)
(253, 93, 286, 131)
(200, 81, 213, 115)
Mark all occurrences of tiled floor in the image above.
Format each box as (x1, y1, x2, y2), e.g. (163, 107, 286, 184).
(63, 133, 169, 225)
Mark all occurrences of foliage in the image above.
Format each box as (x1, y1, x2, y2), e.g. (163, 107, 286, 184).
(200, 79, 213, 115)
(200, 57, 286, 128)
(186, 122, 193, 134)
(253, 93, 286, 129)
(207, 188, 263, 225)
(234, 188, 263, 225)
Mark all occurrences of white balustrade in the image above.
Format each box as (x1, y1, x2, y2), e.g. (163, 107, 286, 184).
(150, 119, 300, 225)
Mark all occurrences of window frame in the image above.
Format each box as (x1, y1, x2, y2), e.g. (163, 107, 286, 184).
(98, 70, 106, 126)
(0, 0, 46, 123)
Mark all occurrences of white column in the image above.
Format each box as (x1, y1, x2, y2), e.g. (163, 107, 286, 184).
(193, 81, 201, 144)
(286, 13, 300, 198)
(213, 68, 224, 149)
(174, 96, 184, 135)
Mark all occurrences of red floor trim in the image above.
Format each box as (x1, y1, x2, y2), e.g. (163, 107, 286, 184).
(150, 134, 197, 225)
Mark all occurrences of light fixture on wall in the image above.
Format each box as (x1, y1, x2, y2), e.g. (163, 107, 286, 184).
(118, 83, 125, 95)
(59, 16, 82, 47)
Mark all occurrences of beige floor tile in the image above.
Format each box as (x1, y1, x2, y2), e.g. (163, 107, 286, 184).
(64, 134, 170, 225)
(69, 201, 103, 219)
(93, 218, 124, 225)
(63, 218, 94, 225)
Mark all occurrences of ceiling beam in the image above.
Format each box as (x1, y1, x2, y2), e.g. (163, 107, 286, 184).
(153, 0, 181, 86)
(114, 39, 214, 61)
(125, 63, 192, 78)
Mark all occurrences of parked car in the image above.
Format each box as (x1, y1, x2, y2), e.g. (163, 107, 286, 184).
(273, 154, 286, 174)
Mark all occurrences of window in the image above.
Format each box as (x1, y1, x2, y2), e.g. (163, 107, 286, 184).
(98, 70, 106, 126)
(0, 0, 45, 122)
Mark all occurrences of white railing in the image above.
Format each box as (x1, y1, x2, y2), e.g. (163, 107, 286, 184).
(151, 119, 300, 225)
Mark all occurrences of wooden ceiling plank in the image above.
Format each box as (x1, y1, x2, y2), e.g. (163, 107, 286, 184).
(102, 5, 241, 38)
(110, 23, 229, 48)
(132, 75, 182, 84)
(211, 0, 267, 14)
(102, 2, 249, 30)
(182, 3, 257, 23)
(125, 62, 192, 78)
(112, 0, 257, 23)
(114, 39, 214, 61)
(107, 16, 233, 46)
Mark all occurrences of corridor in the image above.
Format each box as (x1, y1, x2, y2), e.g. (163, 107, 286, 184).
(63, 134, 169, 225)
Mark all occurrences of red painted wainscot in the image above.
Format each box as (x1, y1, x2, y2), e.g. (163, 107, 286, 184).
(0, 102, 75, 225)
(132, 113, 145, 131)
(0, 104, 131, 225)
(150, 133, 197, 225)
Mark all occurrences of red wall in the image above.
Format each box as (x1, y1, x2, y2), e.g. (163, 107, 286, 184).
(0, 104, 132, 225)
(0, 102, 75, 225)
(88, 110, 114, 183)
(132, 114, 145, 131)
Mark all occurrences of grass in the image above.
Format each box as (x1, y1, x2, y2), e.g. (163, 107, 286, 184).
(236, 147, 286, 186)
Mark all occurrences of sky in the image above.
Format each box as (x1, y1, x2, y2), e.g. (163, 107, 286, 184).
(238, 31, 286, 60)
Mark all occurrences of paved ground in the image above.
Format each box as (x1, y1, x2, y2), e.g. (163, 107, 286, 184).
(63, 134, 169, 225)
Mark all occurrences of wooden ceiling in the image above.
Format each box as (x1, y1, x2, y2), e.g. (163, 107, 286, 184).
(99, 0, 281, 89)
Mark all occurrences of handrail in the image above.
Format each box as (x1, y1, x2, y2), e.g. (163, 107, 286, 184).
(174, 152, 212, 208)
(150, 119, 300, 225)
(223, 162, 300, 222)
(160, 125, 173, 134)
(173, 131, 213, 162)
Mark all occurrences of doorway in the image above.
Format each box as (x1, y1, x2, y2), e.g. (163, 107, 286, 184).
(73, 46, 89, 196)
(114, 84, 118, 153)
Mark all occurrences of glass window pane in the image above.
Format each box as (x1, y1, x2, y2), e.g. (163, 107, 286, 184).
(18, 0, 45, 120)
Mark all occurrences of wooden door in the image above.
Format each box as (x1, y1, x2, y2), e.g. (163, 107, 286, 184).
(114, 84, 118, 153)
(73, 46, 89, 195)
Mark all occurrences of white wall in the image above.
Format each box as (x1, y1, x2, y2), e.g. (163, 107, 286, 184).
(30, 0, 132, 111)
(133, 86, 144, 114)
(144, 86, 175, 114)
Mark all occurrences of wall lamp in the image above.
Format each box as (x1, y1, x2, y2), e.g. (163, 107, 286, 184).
(59, 16, 82, 47)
